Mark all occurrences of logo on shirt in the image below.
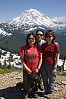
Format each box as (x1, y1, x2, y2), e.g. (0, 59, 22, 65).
(26, 50, 36, 62)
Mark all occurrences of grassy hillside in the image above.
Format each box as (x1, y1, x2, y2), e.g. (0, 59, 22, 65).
(0, 32, 26, 54)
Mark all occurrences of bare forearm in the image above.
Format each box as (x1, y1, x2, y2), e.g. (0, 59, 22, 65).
(35, 55, 42, 73)
(38, 55, 42, 69)
(54, 53, 60, 67)
(21, 56, 32, 73)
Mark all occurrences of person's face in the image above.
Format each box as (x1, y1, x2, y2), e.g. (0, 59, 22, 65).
(36, 31, 44, 41)
(45, 35, 53, 43)
(28, 35, 35, 46)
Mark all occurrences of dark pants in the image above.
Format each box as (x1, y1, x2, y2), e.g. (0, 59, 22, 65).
(23, 70, 37, 93)
(39, 67, 44, 86)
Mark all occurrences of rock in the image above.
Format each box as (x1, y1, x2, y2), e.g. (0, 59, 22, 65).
(62, 81, 66, 85)
(54, 87, 61, 91)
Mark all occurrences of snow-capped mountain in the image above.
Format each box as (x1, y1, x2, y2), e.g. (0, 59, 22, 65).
(0, 8, 66, 36)
(8, 8, 66, 33)
(0, 8, 66, 54)
(9, 9, 55, 27)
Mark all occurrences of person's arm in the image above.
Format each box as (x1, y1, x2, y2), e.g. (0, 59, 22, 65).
(54, 53, 60, 67)
(35, 55, 42, 73)
(52, 53, 60, 73)
(21, 56, 32, 74)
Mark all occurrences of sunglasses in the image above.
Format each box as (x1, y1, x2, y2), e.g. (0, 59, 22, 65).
(28, 38, 35, 40)
(46, 35, 53, 38)
(36, 34, 43, 36)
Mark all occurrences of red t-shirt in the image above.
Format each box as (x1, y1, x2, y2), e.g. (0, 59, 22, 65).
(41, 43, 60, 65)
(20, 45, 42, 71)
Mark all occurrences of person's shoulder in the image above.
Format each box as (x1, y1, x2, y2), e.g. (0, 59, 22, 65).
(54, 43, 60, 49)
(54, 43, 60, 53)
(54, 43, 59, 47)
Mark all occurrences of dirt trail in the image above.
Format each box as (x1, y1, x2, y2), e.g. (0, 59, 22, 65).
(0, 72, 66, 99)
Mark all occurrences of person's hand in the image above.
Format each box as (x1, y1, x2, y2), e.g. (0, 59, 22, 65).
(34, 68, 39, 73)
(52, 68, 56, 73)
(27, 70, 32, 74)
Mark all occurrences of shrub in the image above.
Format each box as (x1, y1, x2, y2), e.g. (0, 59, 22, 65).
(57, 72, 66, 76)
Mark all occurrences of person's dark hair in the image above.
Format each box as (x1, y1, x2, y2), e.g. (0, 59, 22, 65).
(26, 33, 36, 45)
(45, 30, 56, 44)
(36, 30, 44, 35)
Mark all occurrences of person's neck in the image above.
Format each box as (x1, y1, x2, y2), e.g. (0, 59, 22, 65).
(37, 40, 41, 45)
(29, 44, 34, 46)
(47, 42, 52, 44)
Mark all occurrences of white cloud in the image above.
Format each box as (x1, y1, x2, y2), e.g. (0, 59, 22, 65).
(52, 17, 66, 22)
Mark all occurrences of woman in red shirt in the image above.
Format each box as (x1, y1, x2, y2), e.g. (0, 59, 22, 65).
(20, 33, 42, 98)
(41, 30, 60, 98)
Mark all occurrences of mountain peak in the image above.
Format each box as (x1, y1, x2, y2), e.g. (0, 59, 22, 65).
(8, 8, 66, 33)
(23, 8, 45, 16)
(8, 8, 53, 27)
(24, 8, 39, 13)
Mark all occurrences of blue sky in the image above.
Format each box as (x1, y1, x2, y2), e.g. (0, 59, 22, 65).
(0, 0, 66, 23)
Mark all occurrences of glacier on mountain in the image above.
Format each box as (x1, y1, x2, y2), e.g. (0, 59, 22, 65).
(0, 8, 66, 35)
(9, 9, 56, 28)
(8, 9, 66, 33)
